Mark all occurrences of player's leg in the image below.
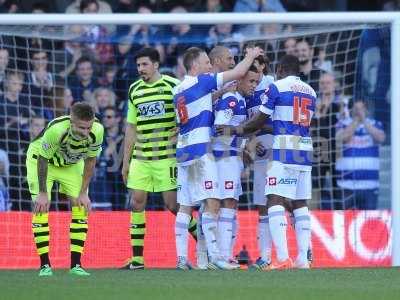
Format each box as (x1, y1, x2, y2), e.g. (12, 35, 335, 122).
(157, 159, 197, 240)
(265, 161, 296, 269)
(57, 161, 90, 275)
(252, 160, 272, 269)
(123, 159, 152, 269)
(27, 152, 55, 276)
(174, 163, 194, 269)
(216, 156, 241, 266)
(292, 170, 312, 268)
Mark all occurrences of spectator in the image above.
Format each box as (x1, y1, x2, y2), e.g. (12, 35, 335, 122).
(98, 63, 118, 90)
(68, 56, 98, 102)
(335, 100, 385, 210)
(66, 0, 112, 13)
(206, 23, 243, 50)
(0, 0, 19, 13)
(55, 25, 87, 78)
(90, 87, 116, 117)
(0, 48, 9, 93)
(113, 0, 136, 12)
(0, 148, 10, 211)
(78, 0, 115, 65)
(28, 116, 46, 140)
(89, 106, 126, 210)
(312, 72, 344, 209)
(283, 37, 297, 56)
(296, 38, 321, 92)
(314, 47, 333, 73)
(25, 49, 56, 120)
(164, 6, 204, 67)
(234, 0, 286, 35)
(0, 71, 32, 210)
(54, 85, 74, 117)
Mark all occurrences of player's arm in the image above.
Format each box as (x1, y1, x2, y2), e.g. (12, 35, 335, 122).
(221, 47, 263, 84)
(34, 126, 60, 213)
(76, 123, 105, 211)
(122, 97, 138, 185)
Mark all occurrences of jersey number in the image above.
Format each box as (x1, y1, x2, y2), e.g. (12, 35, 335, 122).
(177, 96, 189, 124)
(293, 96, 312, 126)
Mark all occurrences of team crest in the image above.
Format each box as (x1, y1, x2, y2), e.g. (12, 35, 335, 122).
(228, 101, 236, 108)
(42, 143, 50, 150)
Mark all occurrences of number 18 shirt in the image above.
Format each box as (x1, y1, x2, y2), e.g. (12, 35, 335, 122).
(259, 76, 316, 171)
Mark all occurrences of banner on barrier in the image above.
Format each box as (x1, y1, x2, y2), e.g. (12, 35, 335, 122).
(0, 211, 391, 268)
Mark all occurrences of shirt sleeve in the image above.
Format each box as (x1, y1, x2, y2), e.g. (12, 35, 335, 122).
(198, 73, 223, 93)
(38, 126, 60, 159)
(259, 83, 278, 116)
(214, 95, 238, 125)
(126, 98, 137, 125)
(87, 123, 104, 158)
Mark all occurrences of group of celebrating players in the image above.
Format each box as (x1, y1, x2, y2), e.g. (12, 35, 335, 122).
(28, 43, 315, 276)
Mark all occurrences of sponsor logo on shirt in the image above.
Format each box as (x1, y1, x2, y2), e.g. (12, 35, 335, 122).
(137, 101, 166, 118)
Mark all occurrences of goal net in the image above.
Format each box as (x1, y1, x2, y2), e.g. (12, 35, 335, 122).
(0, 19, 392, 268)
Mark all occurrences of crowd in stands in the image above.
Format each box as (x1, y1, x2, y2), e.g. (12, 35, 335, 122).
(0, 0, 390, 211)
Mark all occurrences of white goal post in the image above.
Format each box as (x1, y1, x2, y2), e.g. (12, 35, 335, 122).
(0, 11, 398, 267)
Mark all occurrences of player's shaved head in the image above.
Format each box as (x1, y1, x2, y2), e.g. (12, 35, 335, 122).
(209, 46, 235, 72)
(209, 46, 228, 64)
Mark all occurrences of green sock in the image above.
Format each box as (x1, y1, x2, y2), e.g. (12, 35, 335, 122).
(130, 211, 145, 264)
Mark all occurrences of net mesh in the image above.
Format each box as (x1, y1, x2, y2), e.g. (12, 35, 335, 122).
(0, 21, 392, 268)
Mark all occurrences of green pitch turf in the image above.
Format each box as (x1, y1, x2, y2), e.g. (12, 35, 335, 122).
(1, 268, 399, 300)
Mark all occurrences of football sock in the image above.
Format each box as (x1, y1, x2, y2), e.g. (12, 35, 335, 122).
(70, 206, 88, 268)
(258, 214, 272, 263)
(130, 211, 145, 265)
(201, 212, 220, 261)
(32, 212, 50, 267)
(268, 205, 289, 262)
(175, 212, 191, 259)
(217, 208, 235, 260)
(293, 207, 311, 264)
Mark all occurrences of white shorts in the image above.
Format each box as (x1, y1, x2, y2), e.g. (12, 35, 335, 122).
(265, 161, 311, 200)
(253, 160, 268, 206)
(216, 156, 243, 201)
(177, 154, 220, 206)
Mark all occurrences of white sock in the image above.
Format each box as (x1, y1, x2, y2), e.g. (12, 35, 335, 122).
(293, 207, 311, 264)
(258, 215, 272, 263)
(268, 205, 289, 262)
(201, 211, 220, 261)
(196, 211, 207, 261)
(217, 208, 235, 260)
(230, 214, 238, 258)
(175, 212, 191, 259)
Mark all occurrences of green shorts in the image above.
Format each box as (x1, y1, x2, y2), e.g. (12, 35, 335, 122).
(127, 158, 176, 192)
(26, 150, 84, 201)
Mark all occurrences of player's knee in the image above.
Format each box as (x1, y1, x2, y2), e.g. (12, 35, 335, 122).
(222, 198, 236, 209)
(165, 201, 178, 214)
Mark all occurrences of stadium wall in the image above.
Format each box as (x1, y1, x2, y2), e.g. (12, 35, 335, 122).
(0, 211, 391, 269)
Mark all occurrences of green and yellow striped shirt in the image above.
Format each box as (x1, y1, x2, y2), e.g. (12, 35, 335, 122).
(29, 116, 104, 167)
(127, 74, 180, 160)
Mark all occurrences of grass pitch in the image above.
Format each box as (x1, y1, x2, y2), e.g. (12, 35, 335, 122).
(1, 268, 399, 300)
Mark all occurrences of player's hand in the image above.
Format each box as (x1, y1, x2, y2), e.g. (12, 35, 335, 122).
(256, 142, 267, 157)
(215, 125, 243, 136)
(33, 192, 50, 214)
(122, 163, 129, 185)
(75, 193, 91, 212)
(245, 47, 264, 59)
(169, 127, 179, 144)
